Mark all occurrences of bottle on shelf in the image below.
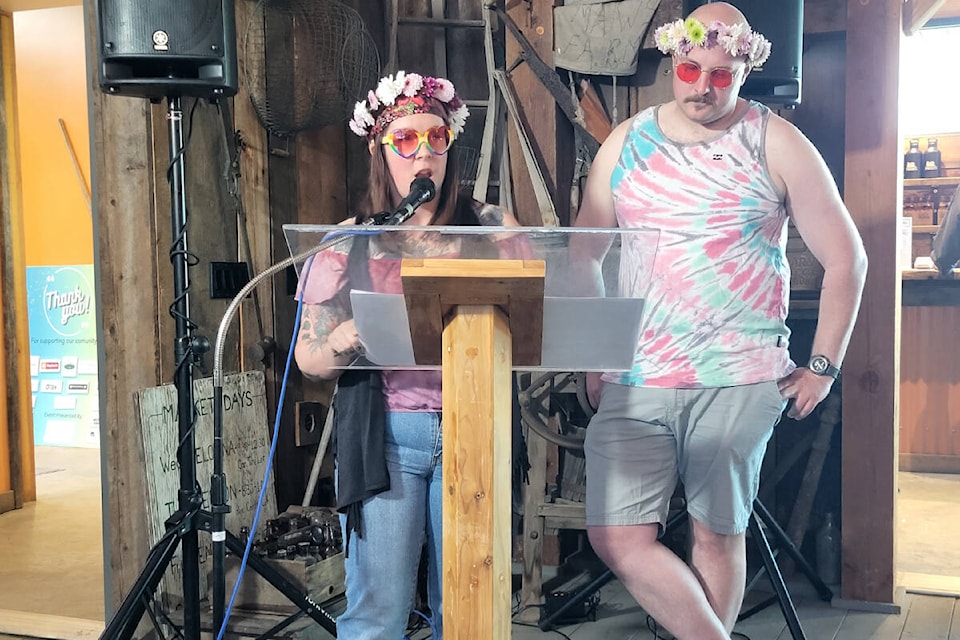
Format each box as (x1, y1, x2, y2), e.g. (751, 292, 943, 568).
(815, 511, 841, 586)
(904, 138, 922, 179)
(922, 137, 941, 178)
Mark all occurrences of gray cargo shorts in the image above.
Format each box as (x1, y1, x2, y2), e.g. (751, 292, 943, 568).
(584, 381, 787, 535)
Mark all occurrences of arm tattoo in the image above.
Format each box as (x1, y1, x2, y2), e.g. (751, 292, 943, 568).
(299, 303, 345, 354)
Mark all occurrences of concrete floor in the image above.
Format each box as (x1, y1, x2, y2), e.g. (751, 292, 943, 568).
(2, 447, 960, 639)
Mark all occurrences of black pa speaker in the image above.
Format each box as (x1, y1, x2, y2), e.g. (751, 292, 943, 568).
(682, 0, 803, 107)
(98, 0, 238, 100)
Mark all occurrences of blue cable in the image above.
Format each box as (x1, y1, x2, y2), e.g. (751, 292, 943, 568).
(216, 226, 382, 640)
(406, 608, 438, 639)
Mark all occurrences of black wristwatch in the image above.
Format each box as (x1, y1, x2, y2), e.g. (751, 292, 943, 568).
(808, 354, 840, 379)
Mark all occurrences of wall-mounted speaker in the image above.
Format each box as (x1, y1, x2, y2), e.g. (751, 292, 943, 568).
(98, 0, 238, 100)
(682, 0, 803, 107)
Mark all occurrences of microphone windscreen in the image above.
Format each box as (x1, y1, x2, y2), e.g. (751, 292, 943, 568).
(410, 176, 437, 204)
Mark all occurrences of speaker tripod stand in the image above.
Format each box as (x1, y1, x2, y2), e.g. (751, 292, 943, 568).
(98, 96, 337, 640)
(539, 497, 834, 639)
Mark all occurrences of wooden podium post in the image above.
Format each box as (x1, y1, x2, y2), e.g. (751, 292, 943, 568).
(401, 258, 546, 640)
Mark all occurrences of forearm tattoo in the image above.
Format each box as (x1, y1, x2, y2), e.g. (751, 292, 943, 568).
(298, 302, 345, 355)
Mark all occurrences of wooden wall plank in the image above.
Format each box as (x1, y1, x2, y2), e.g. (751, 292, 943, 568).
(88, 85, 161, 614)
(841, 0, 900, 606)
(0, 11, 35, 506)
(899, 306, 960, 457)
(234, 0, 277, 379)
(505, 0, 566, 226)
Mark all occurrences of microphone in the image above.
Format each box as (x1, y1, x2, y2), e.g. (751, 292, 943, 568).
(364, 177, 437, 226)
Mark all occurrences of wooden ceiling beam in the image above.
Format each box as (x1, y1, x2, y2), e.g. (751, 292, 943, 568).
(904, 0, 948, 35)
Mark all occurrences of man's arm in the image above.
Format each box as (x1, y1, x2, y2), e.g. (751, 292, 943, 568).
(573, 119, 633, 407)
(574, 118, 631, 229)
(767, 115, 868, 419)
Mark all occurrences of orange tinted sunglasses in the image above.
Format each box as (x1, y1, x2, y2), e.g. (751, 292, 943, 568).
(381, 126, 454, 158)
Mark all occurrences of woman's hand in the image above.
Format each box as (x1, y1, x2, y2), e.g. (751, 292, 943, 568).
(295, 305, 361, 380)
(326, 319, 364, 358)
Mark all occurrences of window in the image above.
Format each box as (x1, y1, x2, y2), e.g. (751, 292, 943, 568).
(900, 25, 960, 136)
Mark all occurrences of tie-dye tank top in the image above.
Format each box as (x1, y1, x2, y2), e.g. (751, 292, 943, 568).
(609, 101, 794, 388)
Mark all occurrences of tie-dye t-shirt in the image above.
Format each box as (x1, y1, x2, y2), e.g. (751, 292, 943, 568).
(608, 101, 795, 388)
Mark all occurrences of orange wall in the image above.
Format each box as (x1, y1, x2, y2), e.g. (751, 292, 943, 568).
(14, 5, 91, 266)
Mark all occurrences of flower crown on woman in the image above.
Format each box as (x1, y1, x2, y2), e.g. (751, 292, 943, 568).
(654, 17, 772, 69)
(349, 71, 469, 139)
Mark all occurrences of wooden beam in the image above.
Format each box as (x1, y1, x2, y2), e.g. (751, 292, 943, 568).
(505, 0, 567, 226)
(441, 304, 513, 640)
(90, 91, 159, 608)
(0, 12, 35, 506)
(903, 0, 948, 34)
(805, 0, 847, 34)
(841, 0, 901, 607)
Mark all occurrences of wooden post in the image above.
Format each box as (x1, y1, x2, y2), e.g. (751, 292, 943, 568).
(840, 0, 901, 608)
(441, 305, 513, 639)
(402, 258, 545, 638)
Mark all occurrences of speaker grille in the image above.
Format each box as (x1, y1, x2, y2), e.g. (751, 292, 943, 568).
(100, 0, 225, 59)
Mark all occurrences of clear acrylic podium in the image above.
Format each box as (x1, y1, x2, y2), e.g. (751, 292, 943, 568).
(284, 224, 659, 639)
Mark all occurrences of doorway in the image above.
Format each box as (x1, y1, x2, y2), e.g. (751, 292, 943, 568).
(897, 21, 960, 595)
(0, 2, 105, 633)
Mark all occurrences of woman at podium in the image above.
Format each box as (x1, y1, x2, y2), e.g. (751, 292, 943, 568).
(293, 70, 522, 639)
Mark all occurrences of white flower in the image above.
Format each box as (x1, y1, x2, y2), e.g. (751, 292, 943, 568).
(353, 100, 374, 127)
(668, 20, 687, 44)
(376, 71, 406, 106)
(367, 90, 379, 110)
(404, 73, 424, 97)
(448, 104, 469, 137)
(349, 118, 367, 137)
(751, 37, 772, 67)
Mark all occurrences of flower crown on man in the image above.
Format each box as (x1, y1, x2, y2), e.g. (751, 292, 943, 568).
(653, 16, 772, 69)
(349, 71, 469, 140)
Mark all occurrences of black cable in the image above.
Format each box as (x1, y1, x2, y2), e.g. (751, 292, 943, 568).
(164, 97, 204, 459)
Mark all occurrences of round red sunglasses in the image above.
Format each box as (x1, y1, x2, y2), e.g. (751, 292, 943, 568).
(675, 61, 740, 89)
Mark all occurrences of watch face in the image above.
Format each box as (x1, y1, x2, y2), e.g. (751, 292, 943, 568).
(810, 356, 828, 375)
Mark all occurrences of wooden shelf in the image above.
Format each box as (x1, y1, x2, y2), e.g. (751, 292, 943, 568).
(902, 268, 960, 280)
(904, 177, 960, 188)
(914, 225, 939, 233)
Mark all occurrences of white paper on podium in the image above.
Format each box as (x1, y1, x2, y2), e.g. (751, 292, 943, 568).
(349, 290, 644, 371)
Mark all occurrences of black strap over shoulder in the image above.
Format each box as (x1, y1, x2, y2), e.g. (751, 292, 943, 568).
(332, 232, 388, 556)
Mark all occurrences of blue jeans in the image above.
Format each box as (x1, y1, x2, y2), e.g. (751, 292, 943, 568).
(336, 411, 444, 639)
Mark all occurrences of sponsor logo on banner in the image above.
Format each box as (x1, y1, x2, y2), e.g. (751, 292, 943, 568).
(42, 267, 94, 337)
(61, 356, 79, 377)
(53, 396, 78, 410)
(31, 379, 39, 392)
(40, 380, 63, 393)
(40, 359, 61, 373)
(66, 382, 90, 394)
(30, 355, 40, 377)
(78, 359, 98, 375)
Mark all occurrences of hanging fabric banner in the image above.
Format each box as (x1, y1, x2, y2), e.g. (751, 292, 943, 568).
(554, 0, 661, 76)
